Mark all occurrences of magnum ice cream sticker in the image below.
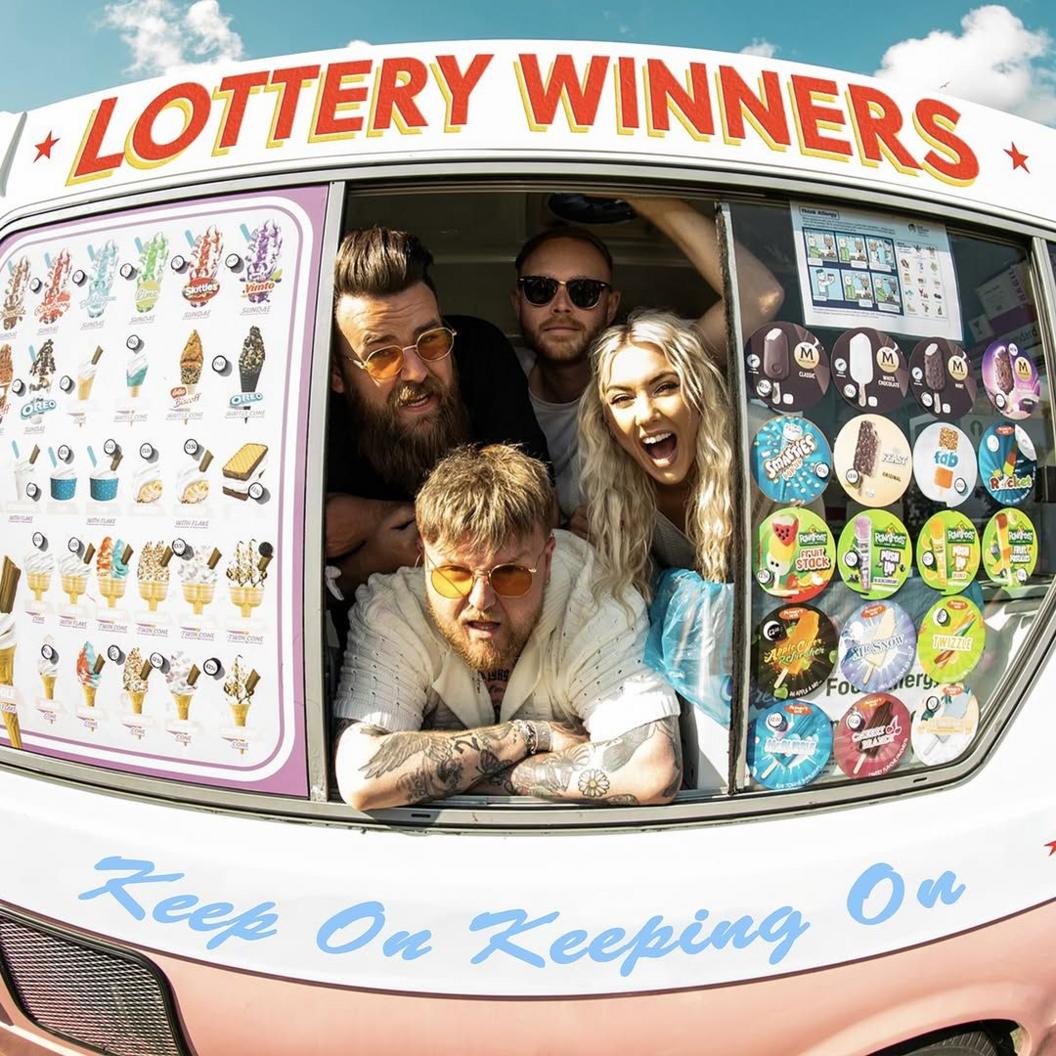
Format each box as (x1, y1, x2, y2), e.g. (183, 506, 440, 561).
(978, 423, 1036, 505)
(35, 249, 73, 325)
(981, 339, 1039, 420)
(838, 600, 916, 693)
(909, 339, 976, 421)
(752, 603, 836, 699)
(911, 684, 979, 767)
(916, 511, 980, 595)
(182, 226, 223, 306)
(241, 220, 283, 303)
(744, 322, 830, 413)
(833, 414, 912, 507)
(982, 508, 1038, 586)
(911, 423, 977, 507)
(0, 557, 23, 749)
(2, 257, 31, 331)
(831, 328, 907, 413)
(836, 510, 911, 600)
(748, 700, 832, 790)
(834, 692, 910, 779)
(750, 416, 831, 505)
(755, 508, 834, 603)
(918, 596, 985, 684)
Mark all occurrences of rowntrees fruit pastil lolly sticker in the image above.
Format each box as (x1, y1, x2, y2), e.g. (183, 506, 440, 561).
(752, 604, 837, 699)
(916, 511, 980, 594)
(755, 508, 835, 603)
(981, 508, 1037, 586)
(836, 509, 912, 600)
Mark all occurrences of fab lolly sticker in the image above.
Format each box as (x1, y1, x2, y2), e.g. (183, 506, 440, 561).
(833, 414, 912, 507)
(981, 339, 1040, 420)
(755, 508, 835, 603)
(982, 508, 1038, 586)
(911, 422, 977, 507)
(831, 328, 907, 413)
(916, 511, 980, 594)
(752, 604, 837, 699)
(978, 423, 1036, 505)
(837, 510, 911, 599)
(908, 339, 976, 421)
(745, 322, 830, 413)
(751, 416, 832, 505)
(834, 692, 911, 778)
(917, 596, 985, 683)
(838, 600, 916, 693)
(911, 684, 979, 767)
(748, 701, 833, 790)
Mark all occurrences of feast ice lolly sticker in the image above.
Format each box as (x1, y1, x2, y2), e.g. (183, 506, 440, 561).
(745, 322, 829, 413)
(833, 414, 912, 507)
(832, 328, 908, 413)
(834, 692, 911, 778)
(917, 596, 985, 683)
(750, 416, 832, 505)
(909, 339, 976, 421)
(838, 600, 916, 693)
(982, 508, 1038, 586)
(836, 510, 911, 599)
(981, 339, 1039, 420)
(978, 423, 1036, 505)
(748, 701, 833, 790)
(910, 684, 979, 767)
(755, 507, 835, 603)
(916, 511, 980, 594)
(911, 423, 977, 507)
(752, 603, 837, 699)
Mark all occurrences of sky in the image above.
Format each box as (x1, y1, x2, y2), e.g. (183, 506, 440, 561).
(1, 0, 1054, 125)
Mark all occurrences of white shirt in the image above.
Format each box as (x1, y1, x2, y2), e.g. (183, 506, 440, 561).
(333, 531, 679, 742)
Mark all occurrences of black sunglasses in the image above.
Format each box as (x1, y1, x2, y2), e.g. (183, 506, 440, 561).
(518, 275, 611, 310)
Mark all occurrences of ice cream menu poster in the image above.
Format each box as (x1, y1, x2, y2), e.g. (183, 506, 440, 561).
(0, 187, 326, 794)
(791, 201, 963, 342)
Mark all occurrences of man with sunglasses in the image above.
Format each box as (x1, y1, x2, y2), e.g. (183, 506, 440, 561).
(327, 227, 550, 596)
(333, 444, 682, 810)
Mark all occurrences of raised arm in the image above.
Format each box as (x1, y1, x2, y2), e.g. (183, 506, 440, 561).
(326, 494, 418, 594)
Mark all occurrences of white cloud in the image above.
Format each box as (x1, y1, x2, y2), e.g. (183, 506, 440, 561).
(103, 0, 244, 76)
(346, 39, 372, 48)
(874, 5, 1056, 124)
(741, 39, 778, 59)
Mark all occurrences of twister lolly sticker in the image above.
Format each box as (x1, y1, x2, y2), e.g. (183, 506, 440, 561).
(911, 422, 977, 507)
(752, 604, 837, 699)
(917, 596, 985, 683)
(833, 414, 912, 507)
(755, 508, 835, 603)
(916, 511, 980, 594)
(981, 339, 1039, 420)
(909, 339, 976, 421)
(745, 322, 829, 413)
(831, 328, 907, 413)
(911, 685, 979, 767)
(751, 416, 832, 505)
(982, 508, 1038, 586)
(838, 600, 916, 693)
(834, 692, 911, 778)
(837, 510, 911, 599)
(749, 701, 833, 790)
(978, 423, 1036, 505)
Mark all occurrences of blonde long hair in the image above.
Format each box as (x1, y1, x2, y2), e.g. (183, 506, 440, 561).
(579, 310, 734, 600)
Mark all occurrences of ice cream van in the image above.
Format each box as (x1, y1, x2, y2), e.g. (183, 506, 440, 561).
(0, 38, 1054, 1056)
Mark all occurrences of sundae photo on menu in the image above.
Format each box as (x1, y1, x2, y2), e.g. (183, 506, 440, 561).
(90, 446, 122, 503)
(0, 558, 23, 749)
(35, 249, 72, 325)
(84, 239, 118, 320)
(0, 344, 12, 408)
(165, 652, 199, 722)
(179, 547, 221, 615)
(223, 655, 259, 727)
(76, 641, 104, 709)
(2, 256, 30, 330)
(182, 226, 222, 306)
(137, 542, 171, 612)
(242, 219, 282, 302)
(122, 648, 151, 714)
(29, 339, 56, 393)
(226, 540, 270, 618)
(135, 231, 169, 312)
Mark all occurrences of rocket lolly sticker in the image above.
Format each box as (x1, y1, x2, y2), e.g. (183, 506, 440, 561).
(752, 604, 837, 699)
(978, 423, 1036, 505)
(744, 322, 829, 413)
(836, 510, 911, 599)
(918, 596, 985, 683)
(2, 257, 31, 330)
(831, 328, 907, 412)
(981, 339, 1039, 420)
(911, 684, 979, 767)
(750, 416, 831, 504)
(909, 338, 976, 421)
(182, 226, 223, 306)
(135, 232, 169, 312)
(83, 240, 118, 319)
(241, 220, 283, 303)
(748, 701, 833, 790)
(834, 693, 911, 779)
(982, 508, 1037, 585)
(911, 423, 977, 507)
(35, 249, 72, 325)
(832, 414, 912, 507)
(916, 511, 980, 594)
(838, 600, 916, 693)
(755, 508, 835, 603)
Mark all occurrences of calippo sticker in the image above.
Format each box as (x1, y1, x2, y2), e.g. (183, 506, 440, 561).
(749, 701, 833, 790)
(755, 508, 835, 602)
(834, 692, 911, 778)
(979, 423, 1036, 505)
(752, 604, 837, 699)
(982, 508, 1038, 586)
(833, 414, 912, 507)
(917, 596, 985, 683)
(981, 339, 1040, 420)
(838, 600, 916, 693)
(909, 338, 976, 421)
(911, 422, 977, 507)
(837, 510, 912, 599)
(911, 684, 979, 767)
(751, 416, 832, 505)
(831, 328, 907, 412)
(916, 511, 980, 594)
(745, 322, 830, 413)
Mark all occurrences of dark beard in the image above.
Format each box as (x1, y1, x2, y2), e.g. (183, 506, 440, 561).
(344, 373, 470, 496)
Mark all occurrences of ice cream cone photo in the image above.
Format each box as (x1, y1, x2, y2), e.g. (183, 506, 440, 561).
(77, 375, 95, 400)
(230, 584, 263, 618)
(129, 383, 141, 397)
(173, 692, 192, 722)
(62, 573, 86, 605)
(98, 575, 126, 608)
(27, 570, 50, 602)
(0, 644, 14, 686)
(82, 684, 97, 708)
(40, 674, 56, 701)
(128, 690, 146, 715)
(139, 579, 168, 612)
(2, 710, 22, 750)
(230, 701, 250, 727)
(182, 581, 214, 615)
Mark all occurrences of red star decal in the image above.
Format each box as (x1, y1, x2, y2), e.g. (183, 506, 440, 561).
(1045, 840, 1056, 856)
(33, 131, 59, 161)
(1005, 142, 1030, 172)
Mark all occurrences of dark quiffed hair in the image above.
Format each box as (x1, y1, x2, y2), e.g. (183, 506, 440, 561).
(514, 225, 614, 277)
(333, 227, 436, 302)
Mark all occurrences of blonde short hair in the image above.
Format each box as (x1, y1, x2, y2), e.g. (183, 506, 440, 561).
(415, 444, 552, 553)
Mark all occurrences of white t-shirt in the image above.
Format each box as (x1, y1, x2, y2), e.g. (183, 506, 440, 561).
(514, 346, 582, 519)
(333, 531, 679, 741)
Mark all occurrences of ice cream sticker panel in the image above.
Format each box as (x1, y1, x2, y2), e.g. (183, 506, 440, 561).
(0, 187, 326, 792)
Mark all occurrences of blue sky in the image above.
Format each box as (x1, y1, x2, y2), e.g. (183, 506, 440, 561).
(2, 0, 1055, 123)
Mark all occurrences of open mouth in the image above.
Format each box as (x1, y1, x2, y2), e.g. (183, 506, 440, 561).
(464, 619, 501, 638)
(397, 390, 436, 413)
(641, 431, 678, 465)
